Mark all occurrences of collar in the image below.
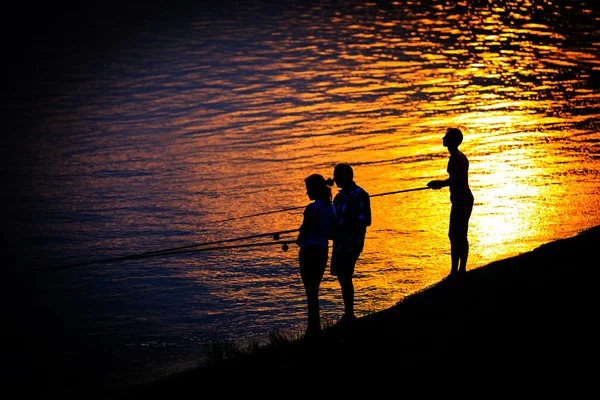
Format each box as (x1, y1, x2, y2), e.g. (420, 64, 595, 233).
(339, 181, 358, 194)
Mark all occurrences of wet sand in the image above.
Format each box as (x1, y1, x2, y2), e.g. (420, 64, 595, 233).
(116, 225, 598, 397)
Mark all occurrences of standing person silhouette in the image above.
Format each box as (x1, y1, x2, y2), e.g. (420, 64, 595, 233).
(296, 174, 336, 338)
(427, 127, 474, 279)
(330, 163, 371, 325)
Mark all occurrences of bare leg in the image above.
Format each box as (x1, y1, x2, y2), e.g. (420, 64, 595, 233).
(450, 236, 468, 275)
(304, 281, 321, 335)
(450, 238, 460, 275)
(449, 199, 472, 276)
(458, 237, 469, 273)
(299, 247, 326, 337)
(338, 274, 355, 318)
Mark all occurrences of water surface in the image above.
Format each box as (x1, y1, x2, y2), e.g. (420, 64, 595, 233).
(4, 0, 599, 397)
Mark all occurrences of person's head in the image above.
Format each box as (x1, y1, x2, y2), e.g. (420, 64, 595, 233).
(333, 163, 353, 189)
(305, 174, 332, 202)
(443, 128, 463, 149)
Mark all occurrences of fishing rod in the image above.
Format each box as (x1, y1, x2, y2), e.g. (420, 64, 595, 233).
(212, 205, 305, 223)
(213, 186, 431, 223)
(126, 228, 298, 257)
(34, 228, 299, 273)
(33, 186, 430, 273)
(370, 186, 430, 198)
(37, 239, 297, 273)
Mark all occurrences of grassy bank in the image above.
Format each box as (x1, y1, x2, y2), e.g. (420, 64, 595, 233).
(116, 225, 599, 397)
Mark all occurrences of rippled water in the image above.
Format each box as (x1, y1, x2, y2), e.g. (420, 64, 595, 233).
(4, 0, 599, 397)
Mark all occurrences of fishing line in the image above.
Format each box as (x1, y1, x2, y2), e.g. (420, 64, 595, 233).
(31, 186, 430, 273)
(129, 228, 298, 256)
(33, 229, 299, 273)
(212, 205, 306, 223)
(371, 186, 430, 198)
(36, 240, 297, 273)
(213, 186, 431, 223)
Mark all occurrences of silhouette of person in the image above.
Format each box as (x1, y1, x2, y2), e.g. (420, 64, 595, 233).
(296, 174, 336, 338)
(427, 127, 474, 278)
(330, 163, 371, 324)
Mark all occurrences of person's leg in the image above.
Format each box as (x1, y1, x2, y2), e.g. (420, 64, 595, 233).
(451, 198, 473, 274)
(449, 237, 460, 275)
(455, 236, 468, 273)
(456, 236, 468, 273)
(338, 251, 359, 319)
(337, 273, 354, 319)
(449, 205, 460, 275)
(300, 247, 327, 336)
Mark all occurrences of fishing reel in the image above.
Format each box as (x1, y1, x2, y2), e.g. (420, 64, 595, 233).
(273, 232, 289, 251)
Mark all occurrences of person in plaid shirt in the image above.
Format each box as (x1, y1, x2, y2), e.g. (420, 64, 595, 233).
(330, 163, 371, 324)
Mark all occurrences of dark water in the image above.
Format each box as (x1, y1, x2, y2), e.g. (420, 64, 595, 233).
(3, 0, 599, 398)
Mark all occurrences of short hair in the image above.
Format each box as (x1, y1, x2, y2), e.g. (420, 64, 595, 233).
(333, 163, 353, 179)
(446, 128, 463, 146)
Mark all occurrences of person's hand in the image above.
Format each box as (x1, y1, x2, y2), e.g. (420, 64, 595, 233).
(427, 180, 443, 189)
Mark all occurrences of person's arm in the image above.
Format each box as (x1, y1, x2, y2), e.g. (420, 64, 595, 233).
(356, 191, 372, 228)
(428, 157, 452, 189)
(328, 203, 337, 240)
(427, 179, 449, 189)
(296, 206, 310, 246)
(296, 224, 305, 246)
(362, 192, 372, 227)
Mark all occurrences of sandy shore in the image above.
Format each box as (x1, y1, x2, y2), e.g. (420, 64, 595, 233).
(115, 225, 598, 397)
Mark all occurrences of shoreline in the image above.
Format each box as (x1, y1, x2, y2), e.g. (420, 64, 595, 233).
(116, 224, 599, 396)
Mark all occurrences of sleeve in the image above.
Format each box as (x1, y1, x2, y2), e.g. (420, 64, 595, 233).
(360, 191, 372, 227)
(296, 204, 311, 245)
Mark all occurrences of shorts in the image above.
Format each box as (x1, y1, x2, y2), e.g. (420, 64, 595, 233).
(330, 248, 361, 277)
(299, 246, 328, 284)
(449, 195, 474, 239)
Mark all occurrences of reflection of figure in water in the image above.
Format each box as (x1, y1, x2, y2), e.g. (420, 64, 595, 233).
(296, 174, 336, 338)
(428, 127, 474, 278)
(330, 163, 371, 324)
